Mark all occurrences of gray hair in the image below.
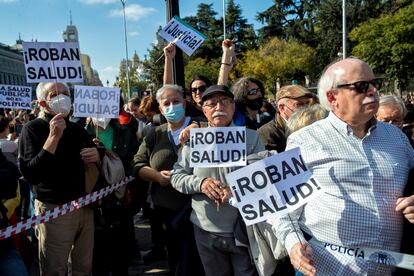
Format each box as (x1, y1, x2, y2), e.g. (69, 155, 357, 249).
(286, 104, 329, 138)
(317, 57, 363, 110)
(155, 84, 184, 103)
(379, 95, 407, 118)
(36, 82, 70, 101)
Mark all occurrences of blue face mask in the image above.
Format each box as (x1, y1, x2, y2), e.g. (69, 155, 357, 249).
(162, 103, 185, 123)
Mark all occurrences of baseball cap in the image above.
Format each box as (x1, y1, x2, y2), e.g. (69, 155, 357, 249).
(201, 85, 234, 102)
(276, 85, 313, 102)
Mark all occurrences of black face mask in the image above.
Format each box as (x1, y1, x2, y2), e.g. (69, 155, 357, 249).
(246, 98, 263, 111)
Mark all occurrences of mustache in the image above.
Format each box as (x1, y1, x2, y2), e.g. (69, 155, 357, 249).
(362, 94, 379, 105)
(212, 111, 228, 118)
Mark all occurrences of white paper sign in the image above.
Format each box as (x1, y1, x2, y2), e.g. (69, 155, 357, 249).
(0, 85, 32, 110)
(225, 148, 323, 226)
(190, 127, 246, 168)
(159, 16, 206, 56)
(22, 42, 83, 83)
(72, 85, 120, 118)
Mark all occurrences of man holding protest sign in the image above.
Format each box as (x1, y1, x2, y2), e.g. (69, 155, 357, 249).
(19, 82, 100, 276)
(171, 85, 265, 276)
(271, 58, 414, 275)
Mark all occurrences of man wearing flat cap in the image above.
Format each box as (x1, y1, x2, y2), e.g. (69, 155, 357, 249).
(258, 85, 314, 152)
(171, 85, 264, 275)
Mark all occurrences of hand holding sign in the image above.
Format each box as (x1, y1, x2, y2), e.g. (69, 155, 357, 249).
(290, 243, 316, 276)
(49, 113, 67, 139)
(164, 43, 176, 60)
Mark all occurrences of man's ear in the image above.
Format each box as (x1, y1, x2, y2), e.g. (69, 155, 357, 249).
(326, 91, 336, 104)
(277, 102, 285, 112)
(38, 100, 47, 108)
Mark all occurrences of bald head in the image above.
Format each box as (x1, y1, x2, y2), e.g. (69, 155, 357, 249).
(318, 58, 380, 130)
(318, 58, 374, 110)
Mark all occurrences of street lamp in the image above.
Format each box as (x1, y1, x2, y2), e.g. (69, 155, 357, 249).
(120, 0, 131, 99)
(342, 0, 346, 59)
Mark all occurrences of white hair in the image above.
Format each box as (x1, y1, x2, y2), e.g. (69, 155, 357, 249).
(36, 82, 70, 101)
(155, 84, 184, 104)
(379, 95, 407, 118)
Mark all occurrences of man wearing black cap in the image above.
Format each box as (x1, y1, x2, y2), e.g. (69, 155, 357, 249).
(171, 85, 264, 276)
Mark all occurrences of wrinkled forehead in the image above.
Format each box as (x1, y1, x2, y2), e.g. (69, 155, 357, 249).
(160, 88, 184, 101)
(44, 83, 70, 97)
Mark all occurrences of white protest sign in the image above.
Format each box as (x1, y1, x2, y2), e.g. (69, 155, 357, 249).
(159, 16, 206, 56)
(225, 147, 323, 226)
(73, 85, 120, 118)
(22, 42, 83, 83)
(190, 127, 246, 168)
(0, 85, 32, 110)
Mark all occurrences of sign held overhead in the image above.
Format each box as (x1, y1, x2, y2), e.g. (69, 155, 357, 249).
(73, 85, 120, 118)
(159, 16, 206, 56)
(22, 42, 83, 83)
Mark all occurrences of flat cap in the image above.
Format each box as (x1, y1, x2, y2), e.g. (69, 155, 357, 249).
(276, 85, 313, 102)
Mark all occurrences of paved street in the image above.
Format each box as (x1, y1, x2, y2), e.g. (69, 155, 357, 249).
(128, 213, 169, 276)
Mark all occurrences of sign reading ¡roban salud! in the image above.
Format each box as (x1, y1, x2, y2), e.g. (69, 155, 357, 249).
(189, 127, 247, 168)
(159, 16, 206, 56)
(72, 85, 120, 119)
(22, 42, 83, 83)
(225, 147, 324, 226)
(0, 85, 32, 110)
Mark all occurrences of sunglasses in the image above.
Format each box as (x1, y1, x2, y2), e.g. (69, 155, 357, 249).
(336, 78, 383, 94)
(191, 85, 207, 94)
(247, 88, 261, 96)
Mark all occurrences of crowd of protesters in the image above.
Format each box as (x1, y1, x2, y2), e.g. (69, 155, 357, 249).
(1, 39, 414, 276)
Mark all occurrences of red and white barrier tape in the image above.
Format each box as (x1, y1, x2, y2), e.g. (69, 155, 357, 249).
(0, 176, 135, 241)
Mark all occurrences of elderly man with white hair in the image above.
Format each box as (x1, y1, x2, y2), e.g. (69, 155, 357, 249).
(270, 58, 414, 275)
(19, 82, 100, 276)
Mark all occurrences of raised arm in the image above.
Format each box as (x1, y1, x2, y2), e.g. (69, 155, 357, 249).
(217, 39, 235, 86)
(163, 43, 176, 85)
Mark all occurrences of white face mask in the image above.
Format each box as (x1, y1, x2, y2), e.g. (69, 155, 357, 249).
(48, 94, 71, 115)
(92, 117, 112, 130)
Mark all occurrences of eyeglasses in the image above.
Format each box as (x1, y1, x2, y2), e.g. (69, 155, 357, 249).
(191, 85, 207, 94)
(203, 98, 234, 109)
(247, 88, 261, 96)
(336, 78, 383, 94)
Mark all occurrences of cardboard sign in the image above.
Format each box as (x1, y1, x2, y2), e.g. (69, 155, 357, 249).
(225, 148, 323, 226)
(0, 85, 32, 110)
(72, 85, 120, 118)
(159, 16, 206, 56)
(22, 42, 83, 83)
(189, 127, 246, 168)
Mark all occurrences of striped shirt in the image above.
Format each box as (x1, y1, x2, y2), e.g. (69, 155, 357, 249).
(271, 112, 414, 275)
